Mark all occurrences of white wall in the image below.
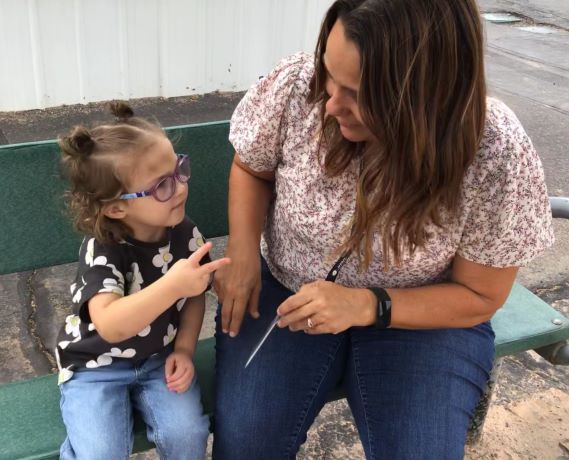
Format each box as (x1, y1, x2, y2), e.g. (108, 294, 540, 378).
(0, 0, 333, 111)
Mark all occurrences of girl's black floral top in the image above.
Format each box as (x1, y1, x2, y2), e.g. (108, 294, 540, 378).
(55, 216, 208, 384)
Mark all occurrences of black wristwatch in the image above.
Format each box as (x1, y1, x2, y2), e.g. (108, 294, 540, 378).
(368, 287, 392, 329)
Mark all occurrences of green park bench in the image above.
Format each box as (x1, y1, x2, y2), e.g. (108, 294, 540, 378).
(0, 120, 568, 459)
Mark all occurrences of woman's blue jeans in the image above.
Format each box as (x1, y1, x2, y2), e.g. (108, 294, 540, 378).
(213, 260, 494, 459)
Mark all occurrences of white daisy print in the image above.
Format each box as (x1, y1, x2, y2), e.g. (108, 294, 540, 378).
(72, 278, 86, 304)
(152, 244, 173, 274)
(85, 354, 113, 368)
(176, 298, 187, 311)
(99, 277, 124, 295)
(105, 347, 136, 359)
(58, 334, 81, 350)
(137, 325, 151, 337)
(189, 227, 205, 252)
(58, 368, 74, 385)
(64, 314, 81, 338)
(85, 238, 108, 267)
(107, 263, 125, 285)
(126, 262, 143, 294)
(55, 348, 74, 385)
(163, 324, 177, 346)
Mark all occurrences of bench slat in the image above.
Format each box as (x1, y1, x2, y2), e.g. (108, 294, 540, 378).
(0, 121, 233, 275)
(0, 338, 215, 460)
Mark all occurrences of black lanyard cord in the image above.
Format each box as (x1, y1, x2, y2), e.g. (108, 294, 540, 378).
(325, 251, 351, 282)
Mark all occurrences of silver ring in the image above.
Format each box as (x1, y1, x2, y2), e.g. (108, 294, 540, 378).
(307, 317, 314, 328)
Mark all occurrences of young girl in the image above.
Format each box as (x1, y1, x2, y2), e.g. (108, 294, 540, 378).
(54, 102, 229, 460)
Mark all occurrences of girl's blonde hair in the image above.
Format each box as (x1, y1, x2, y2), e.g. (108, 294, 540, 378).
(59, 102, 166, 244)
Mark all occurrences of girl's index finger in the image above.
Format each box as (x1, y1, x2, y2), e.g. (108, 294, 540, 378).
(187, 241, 213, 265)
(200, 257, 231, 274)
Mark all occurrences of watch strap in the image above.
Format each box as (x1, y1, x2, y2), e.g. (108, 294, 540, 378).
(369, 287, 392, 329)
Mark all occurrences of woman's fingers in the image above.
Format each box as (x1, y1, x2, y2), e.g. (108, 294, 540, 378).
(303, 321, 328, 334)
(228, 294, 248, 337)
(277, 291, 312, 317)
(221, 290, 248, 337)
(247, 281, 261, 319)
(277, 298, 318, 328)
(220, 297, 234, 334)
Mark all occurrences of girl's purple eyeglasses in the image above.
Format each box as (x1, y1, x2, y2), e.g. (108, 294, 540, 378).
(120, 154, 191, 203)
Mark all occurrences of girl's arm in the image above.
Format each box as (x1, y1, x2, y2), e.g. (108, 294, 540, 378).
(174, 294, 206, 357)
(88, 276, 179, 343)
(88, 242, 227, 343)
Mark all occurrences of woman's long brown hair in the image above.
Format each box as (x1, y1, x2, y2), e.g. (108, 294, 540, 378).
(308, 0, 486, 269)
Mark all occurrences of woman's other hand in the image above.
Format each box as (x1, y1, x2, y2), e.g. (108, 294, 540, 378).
(214, 243, 262, 337)
(214, 155, 275, 337)
(276, 281, 376, 334)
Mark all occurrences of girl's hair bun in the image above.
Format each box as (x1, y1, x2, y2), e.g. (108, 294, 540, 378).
(60, 126, 95, 158)
(109, 101, 134, 121)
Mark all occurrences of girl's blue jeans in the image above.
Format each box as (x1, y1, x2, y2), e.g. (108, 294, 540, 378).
(59, 347, 209, 460)
(213, 259, 494, 459)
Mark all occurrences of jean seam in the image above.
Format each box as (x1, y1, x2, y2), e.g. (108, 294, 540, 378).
(351, 336, 375, 460)
(285, 334, 345, 458)
(121, 386, 131, 460)
(139, 386, 168, 459)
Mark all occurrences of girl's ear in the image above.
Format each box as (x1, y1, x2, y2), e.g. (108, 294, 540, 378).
(102, 201, 127, 220)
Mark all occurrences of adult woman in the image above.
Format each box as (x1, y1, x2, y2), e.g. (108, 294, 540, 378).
(213, 0, 553, 458)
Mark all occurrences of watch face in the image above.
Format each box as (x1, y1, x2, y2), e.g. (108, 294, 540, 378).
(371, 287, 392, 329)
(379, 300, 391, 316)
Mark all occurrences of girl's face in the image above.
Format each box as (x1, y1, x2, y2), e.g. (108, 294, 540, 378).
(120, 136, 188, 242)
(324, 19, 373, 143)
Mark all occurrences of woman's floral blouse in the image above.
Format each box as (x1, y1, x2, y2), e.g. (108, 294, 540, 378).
(229, 52, 554, 293)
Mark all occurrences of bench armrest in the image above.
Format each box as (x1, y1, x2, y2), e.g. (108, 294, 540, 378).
(537, 196, 569, 364)
(551, 196, 569, 219)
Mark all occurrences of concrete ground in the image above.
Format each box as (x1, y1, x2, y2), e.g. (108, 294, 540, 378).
(1, 0, 568, 458)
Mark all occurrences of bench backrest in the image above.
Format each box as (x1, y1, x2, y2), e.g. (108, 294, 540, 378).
(0, 121, 233, 275)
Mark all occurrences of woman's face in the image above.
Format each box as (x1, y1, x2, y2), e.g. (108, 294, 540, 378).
(324, 20, 373, 143)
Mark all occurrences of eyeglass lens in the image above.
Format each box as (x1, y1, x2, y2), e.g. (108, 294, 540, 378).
(152, 156, 191, 202)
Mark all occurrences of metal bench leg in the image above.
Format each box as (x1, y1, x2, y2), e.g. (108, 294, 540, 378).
(535, 340, 569, 365)
(467, 357, 503, 444)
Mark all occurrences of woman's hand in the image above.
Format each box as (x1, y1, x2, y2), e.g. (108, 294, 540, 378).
(213, 155, 274, 337)
(276, 281, 376, 334)
(165, 351, 195, 393)
(213, 242, 262, 337)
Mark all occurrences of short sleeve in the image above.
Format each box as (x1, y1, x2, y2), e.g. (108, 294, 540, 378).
(458, 99, 554, 267)
(229, 53, 309, 172)
(71, 237, 126, 322)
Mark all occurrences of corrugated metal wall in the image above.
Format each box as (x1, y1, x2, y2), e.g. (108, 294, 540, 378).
(0, 0, 333, 111)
